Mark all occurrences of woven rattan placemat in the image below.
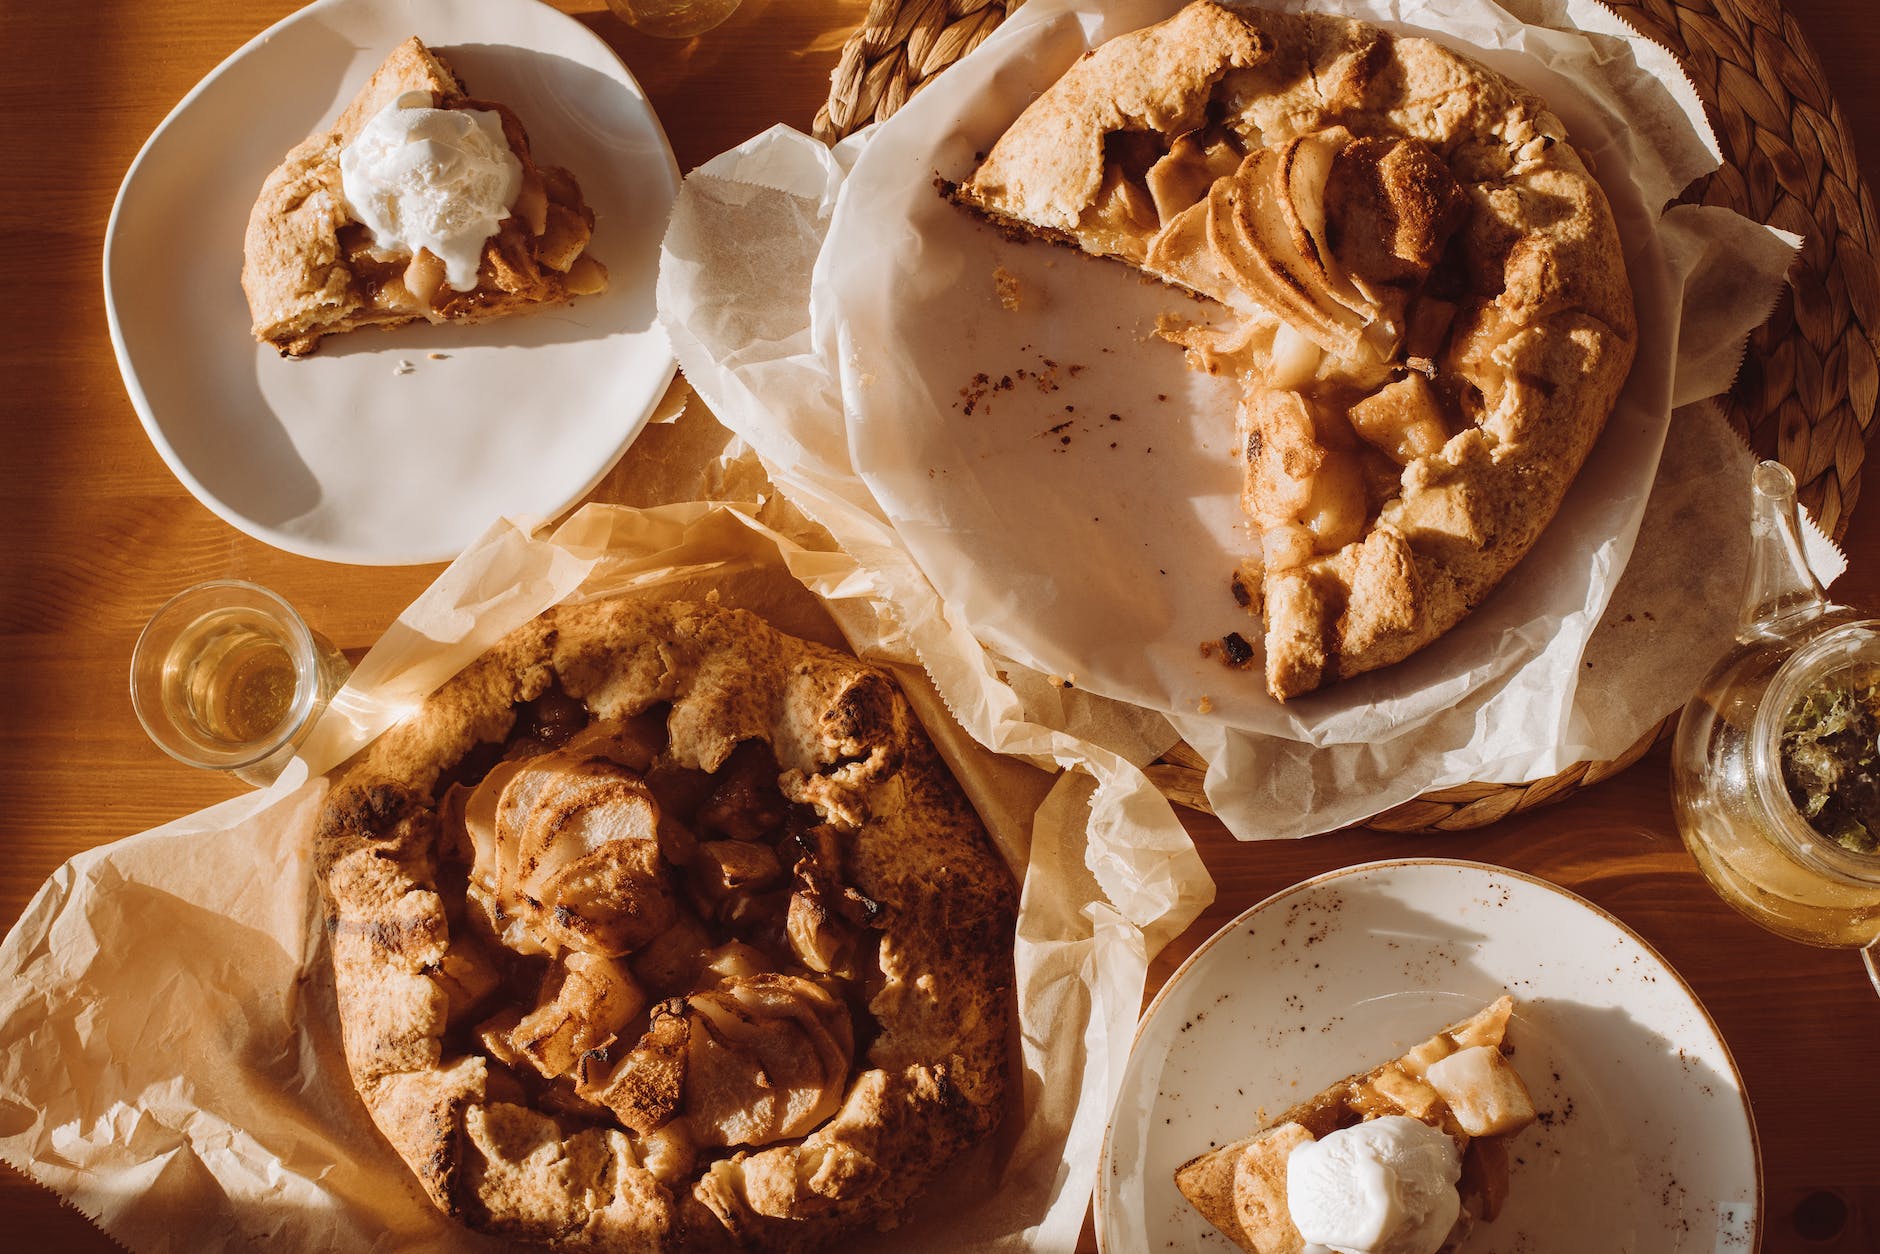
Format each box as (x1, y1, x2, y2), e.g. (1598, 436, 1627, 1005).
(814, 0, 1878, 831)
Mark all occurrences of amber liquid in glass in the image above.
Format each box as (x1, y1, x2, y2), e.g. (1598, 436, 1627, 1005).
(159, 608, 299, 749)
(1682, 809, 1880, 947)
(1673, 462, 1880, 954)
(1674, 640, 1880, 948)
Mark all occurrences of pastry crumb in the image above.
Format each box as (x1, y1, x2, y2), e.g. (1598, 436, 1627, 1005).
(1197, 695, 1214, 714)
(427, 351, 449, 360)
(1221, 633, 1255, 668)
(993, 265, 1022, 311)
(394, 359, 416, 375)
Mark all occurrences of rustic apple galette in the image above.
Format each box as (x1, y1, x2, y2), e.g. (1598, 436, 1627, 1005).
(951, 1, 1636, 699)
(314, 598, 1016, 1250)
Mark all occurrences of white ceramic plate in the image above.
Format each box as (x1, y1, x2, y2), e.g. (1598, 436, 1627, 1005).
(104, 0, 679, 565)
(1098, 860, 1762, 1253)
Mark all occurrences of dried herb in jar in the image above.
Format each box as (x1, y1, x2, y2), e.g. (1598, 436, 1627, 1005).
(1779, 662, 1880, 854)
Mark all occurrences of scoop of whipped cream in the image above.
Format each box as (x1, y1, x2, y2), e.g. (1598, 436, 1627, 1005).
(338, 90, 522, 291)
(1287, 1116, 1463, 1254)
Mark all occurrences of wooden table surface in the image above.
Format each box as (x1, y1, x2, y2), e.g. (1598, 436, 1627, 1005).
(4, 1, 1878, 1250)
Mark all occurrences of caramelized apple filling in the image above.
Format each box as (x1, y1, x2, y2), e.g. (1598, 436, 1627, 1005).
(434, 688, 882, 1159)
(1060, 122, 1536, 696)
(1093, 124, 1479, 654)
(1115, 125, 1479, 625)
(1144, 128, 1468, 354)
(334, 99, 597, 324)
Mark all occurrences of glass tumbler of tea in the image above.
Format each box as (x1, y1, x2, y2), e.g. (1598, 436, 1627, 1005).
(606, 0, 742, 38)
(130, 581, 351, 787)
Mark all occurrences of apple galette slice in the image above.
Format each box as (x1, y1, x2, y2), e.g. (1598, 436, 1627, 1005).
(242, 36, 607, 357)
(1174, 996, 1538, 1254)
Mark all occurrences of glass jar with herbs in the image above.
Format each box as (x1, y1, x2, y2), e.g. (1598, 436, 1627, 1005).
(1671, 463, 1880, 986)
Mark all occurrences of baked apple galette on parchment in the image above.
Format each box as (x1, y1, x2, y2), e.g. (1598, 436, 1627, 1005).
(952, 1, 1635, 699)
(314, 597, 1016, 1251)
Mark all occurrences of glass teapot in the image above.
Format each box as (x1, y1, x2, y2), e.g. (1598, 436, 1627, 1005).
(1671, 461, 1880, 989)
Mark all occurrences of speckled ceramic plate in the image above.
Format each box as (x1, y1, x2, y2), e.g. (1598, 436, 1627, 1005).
(104, 0, 679, 565)
(1097, 859, 1762, 1252)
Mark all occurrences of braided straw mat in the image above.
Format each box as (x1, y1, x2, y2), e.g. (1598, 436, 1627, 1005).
(813, 0, 1879, 832)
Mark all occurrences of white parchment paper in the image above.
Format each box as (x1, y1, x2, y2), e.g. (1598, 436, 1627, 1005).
(658, 0, 1831, 838)
(0, 476, 1210, 1251)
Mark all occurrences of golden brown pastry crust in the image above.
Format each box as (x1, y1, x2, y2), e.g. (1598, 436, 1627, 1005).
(242, 36, 607, 357)
(315, 598, 1016, 1251)
(952, 2, 1637, 699)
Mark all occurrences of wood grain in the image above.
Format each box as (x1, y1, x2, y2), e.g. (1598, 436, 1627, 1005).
(1, 2, 1877, 1251)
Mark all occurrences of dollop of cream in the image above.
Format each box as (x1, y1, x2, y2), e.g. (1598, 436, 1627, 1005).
(1287, 1116, 1462, 1254)
(339, 90, 521, 290)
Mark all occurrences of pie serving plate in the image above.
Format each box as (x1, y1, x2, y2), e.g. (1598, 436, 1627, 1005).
(1097, 859, 1762, 1252)
(103, 0, 679, 565)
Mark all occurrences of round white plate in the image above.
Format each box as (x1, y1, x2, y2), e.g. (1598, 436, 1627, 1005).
(1098, 859, 1762, 1252)
(104, 0, 679, 565)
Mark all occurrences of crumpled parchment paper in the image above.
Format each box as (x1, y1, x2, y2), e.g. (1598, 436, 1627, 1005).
(657, 0, 1838, 838)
